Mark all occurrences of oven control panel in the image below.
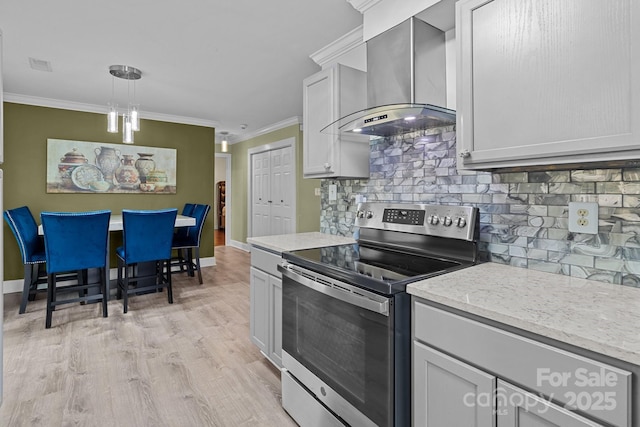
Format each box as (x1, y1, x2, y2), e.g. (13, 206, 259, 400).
(382, 208, 425, 225)
(356, 203, 478, 241)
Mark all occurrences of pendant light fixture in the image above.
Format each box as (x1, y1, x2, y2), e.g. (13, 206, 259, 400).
(220, 131, 229, 152)
(107, 65, 142, 143)
(107, 76, 118, 133)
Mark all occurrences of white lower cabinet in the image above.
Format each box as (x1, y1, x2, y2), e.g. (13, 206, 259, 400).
(412, 299, 633, 427)
(249, 246, 283, 368)
(413, 341, 495, 427)
(497, 380, 602, 427)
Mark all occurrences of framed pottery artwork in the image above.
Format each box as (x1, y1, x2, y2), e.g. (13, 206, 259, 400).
(46, 139, 177, 194)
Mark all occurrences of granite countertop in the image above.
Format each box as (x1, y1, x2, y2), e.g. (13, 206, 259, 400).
(247, 232, 356, 253)
(407, 262, 640, 366)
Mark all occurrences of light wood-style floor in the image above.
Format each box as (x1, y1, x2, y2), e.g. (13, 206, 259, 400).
(0, 246, 297, 427)
(214, 228, 226, 247)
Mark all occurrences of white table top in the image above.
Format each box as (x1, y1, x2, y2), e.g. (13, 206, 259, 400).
(38, 213, 195, 234)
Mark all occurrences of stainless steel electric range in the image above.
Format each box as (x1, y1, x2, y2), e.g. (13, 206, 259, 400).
(278, 202, 480, 427)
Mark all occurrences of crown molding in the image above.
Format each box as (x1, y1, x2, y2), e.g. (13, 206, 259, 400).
(309, 25, 364, 68)
(347, 0, 382, 13)
(3, 93, 219, 128)
(231, 116, 302, 144)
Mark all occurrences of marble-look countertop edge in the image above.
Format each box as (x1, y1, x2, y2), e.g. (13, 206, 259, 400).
(247, 232, 355, 253)
(407, 263, 640, 366)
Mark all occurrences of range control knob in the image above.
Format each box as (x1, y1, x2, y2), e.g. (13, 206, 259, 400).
(428, 214, 439, 225)
(357, 210, 365, 219)
(442, 216, 453, 227)
(456, 217, 467, 228)
(366, 211, 374, 219)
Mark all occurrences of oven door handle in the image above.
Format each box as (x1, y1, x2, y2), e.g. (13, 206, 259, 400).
(279, 263, 390, 316)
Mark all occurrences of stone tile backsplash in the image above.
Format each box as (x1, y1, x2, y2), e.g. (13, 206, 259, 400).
(319, 127, 640, 287)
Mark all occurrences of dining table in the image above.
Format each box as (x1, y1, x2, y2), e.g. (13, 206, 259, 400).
(37, 212, 197, 298)
(37, 213, 196, 235)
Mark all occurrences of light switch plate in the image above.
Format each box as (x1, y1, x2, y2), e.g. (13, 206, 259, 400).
(568, 202, 598, 234)
(328, 184, 337, 201)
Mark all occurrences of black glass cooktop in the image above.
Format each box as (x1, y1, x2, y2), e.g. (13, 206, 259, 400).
(282, 243, 467, 295)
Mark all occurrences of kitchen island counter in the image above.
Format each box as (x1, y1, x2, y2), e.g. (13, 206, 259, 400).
(407, 262, 640, 366)
(247, 231, 355, 254)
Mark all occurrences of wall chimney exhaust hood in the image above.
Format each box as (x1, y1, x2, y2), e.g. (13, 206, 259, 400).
(322, 16, 455, 138)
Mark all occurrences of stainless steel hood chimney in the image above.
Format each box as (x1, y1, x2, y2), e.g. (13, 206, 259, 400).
(322, 17, 455, 138)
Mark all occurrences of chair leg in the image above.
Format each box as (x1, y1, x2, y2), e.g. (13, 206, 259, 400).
(46, 273, 55, 329)
(116, 258, 123, 300)
(166, 260, 173, 304)
(156, 261, 164, 293)
(29, 264, 41, 301)
(194, 247, 203, 285)
(19, 264, 34, 314)
(123, 265, 130, 314)
(178, 249, 186, 272)
(78, 270, 86, 304)
(101, 267, 108, 318)
(186, 248, 195, 278)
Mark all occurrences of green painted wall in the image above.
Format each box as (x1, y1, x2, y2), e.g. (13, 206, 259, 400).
(229, 124, 320, 243)
(3, 102, 215, 280)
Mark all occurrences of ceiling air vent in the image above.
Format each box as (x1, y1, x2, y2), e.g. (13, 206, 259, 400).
(29, 57, 52, 72)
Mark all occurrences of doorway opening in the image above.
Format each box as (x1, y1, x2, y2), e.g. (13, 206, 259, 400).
(215, 153, 231, 247)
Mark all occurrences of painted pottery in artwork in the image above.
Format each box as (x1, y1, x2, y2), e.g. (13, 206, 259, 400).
(146, 170, 168, 190)
(94, 146, 121, 181)
(114, 154, 140, 189)
(134, 153, 156, 182)
(58, 148, 88, 188)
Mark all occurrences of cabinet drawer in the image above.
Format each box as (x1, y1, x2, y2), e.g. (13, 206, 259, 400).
(414, 301, 631, 427)
(250, 246, 282, 277)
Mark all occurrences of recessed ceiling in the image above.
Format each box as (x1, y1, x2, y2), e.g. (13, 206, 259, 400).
(0, 0, 362, 141)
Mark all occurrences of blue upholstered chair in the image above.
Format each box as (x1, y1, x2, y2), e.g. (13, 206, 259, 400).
(4, 206, 48, 314)
(41, 210, 111, 329)
(173, 203, 196, 248)
(171, 204, 210, 284)
(116, 208, 178, 313)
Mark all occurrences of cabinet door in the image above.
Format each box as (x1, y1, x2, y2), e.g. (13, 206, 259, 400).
(268, 275, 282, 368)
(497, 380, 603, 427)
(413, 341, 496, 427)
(302, 64, 368, 178)
(269, 146, 294, 236)
(303, 67, 336, 176)
(251, 152, 271, 237)
(457, 0, 640, 169)
(249, 266, 268, 353)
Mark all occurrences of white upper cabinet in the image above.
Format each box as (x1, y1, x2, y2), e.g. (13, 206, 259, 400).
(302, 63, 370, 179)
(456, 0, 640, 170)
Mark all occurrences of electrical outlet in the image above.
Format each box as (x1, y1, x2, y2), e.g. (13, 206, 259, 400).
(328, 184, 337, 201)
(568, 202, 598, 234)
(314, 188, 321, 196)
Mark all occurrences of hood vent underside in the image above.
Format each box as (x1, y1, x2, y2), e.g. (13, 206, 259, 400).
(321, 102, 455, 138)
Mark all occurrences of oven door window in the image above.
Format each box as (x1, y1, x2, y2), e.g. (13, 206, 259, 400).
(283, 276, 393, 427)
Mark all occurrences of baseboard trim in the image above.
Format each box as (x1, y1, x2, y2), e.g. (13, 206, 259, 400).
(229, 240, 251, 252)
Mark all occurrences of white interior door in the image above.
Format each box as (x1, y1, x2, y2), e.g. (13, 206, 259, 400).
(252, 151, 271, 237)
(269, 146, 294, 235)
(248, 138, 296, 238)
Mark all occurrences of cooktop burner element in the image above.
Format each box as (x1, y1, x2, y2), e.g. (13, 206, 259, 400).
(282, 203, 479, 296)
